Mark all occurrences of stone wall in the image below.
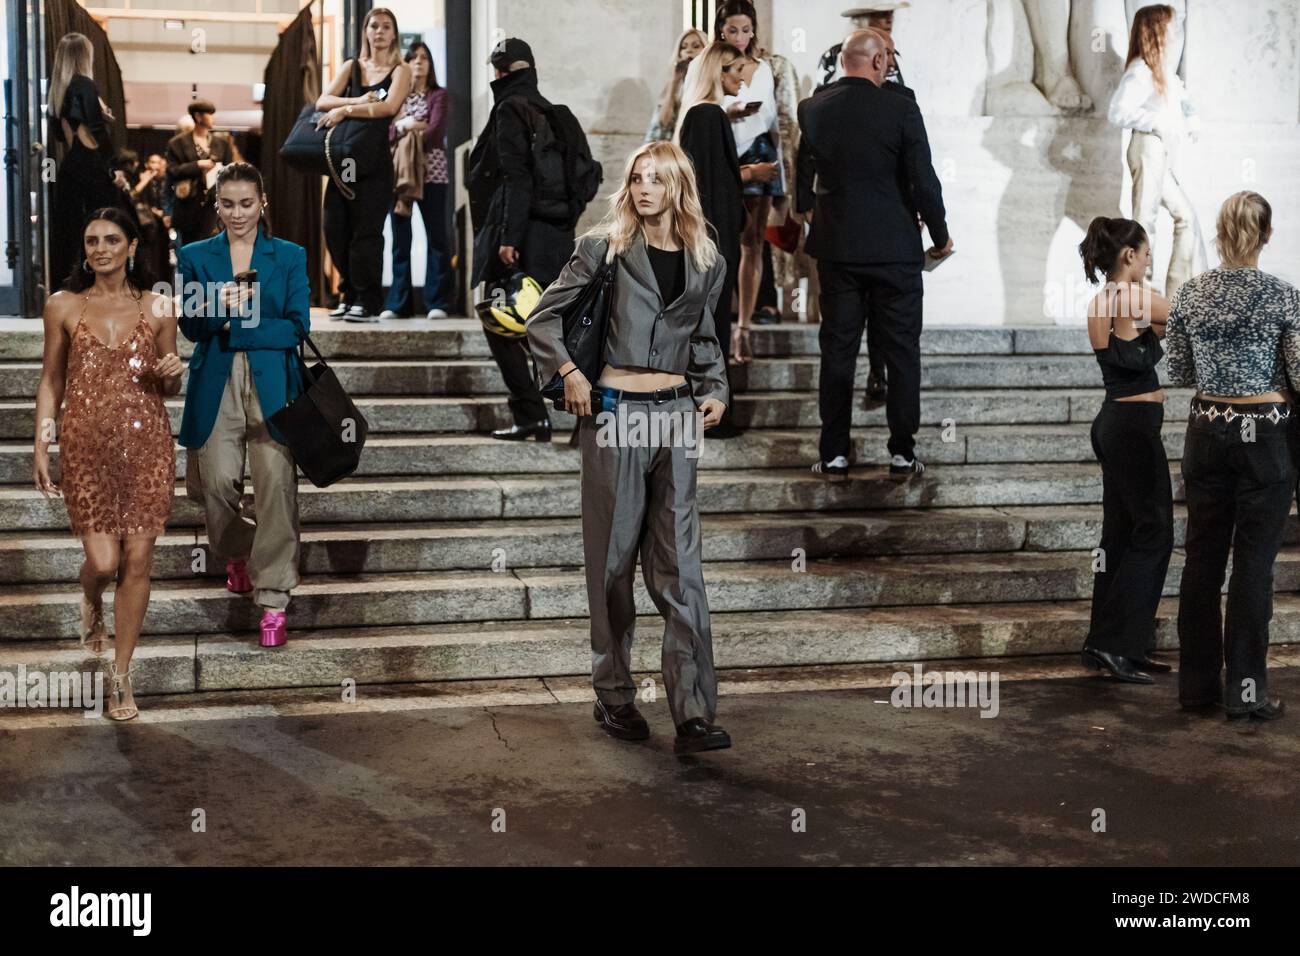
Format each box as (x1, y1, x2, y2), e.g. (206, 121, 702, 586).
(477, 0, 1300, 325)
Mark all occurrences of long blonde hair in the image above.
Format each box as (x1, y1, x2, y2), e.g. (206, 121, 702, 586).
(359, 8, 402, 68)
(674, 41, 742, 140)
(589, 141, 718, 274)
(1215, 191, 1272, 269)
(50, 32, 94, 120)
(658, 28, 708, 131)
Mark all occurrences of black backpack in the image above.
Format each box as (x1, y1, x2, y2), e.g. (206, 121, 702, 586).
(527, 101, 602, 228)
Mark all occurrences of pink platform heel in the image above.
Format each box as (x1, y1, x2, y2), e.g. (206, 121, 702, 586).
(259, 609, 287, 648)
(225, 558, 253, 594)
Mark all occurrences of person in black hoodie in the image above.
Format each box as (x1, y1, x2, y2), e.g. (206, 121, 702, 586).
(467, 38, 576, 442)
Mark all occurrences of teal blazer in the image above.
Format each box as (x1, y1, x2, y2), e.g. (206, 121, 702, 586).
(177, 230, 311, 449)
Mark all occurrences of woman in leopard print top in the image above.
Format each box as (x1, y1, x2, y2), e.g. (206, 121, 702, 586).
(1166, 191, 1300, 720)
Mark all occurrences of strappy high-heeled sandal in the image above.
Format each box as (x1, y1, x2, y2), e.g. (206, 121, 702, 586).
(731, 325, 754, 365)
(107, 661, 138, 721)
(79, 595, 111, 656)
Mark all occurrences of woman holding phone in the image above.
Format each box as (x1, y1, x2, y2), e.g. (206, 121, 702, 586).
(178, 163, 310, 649)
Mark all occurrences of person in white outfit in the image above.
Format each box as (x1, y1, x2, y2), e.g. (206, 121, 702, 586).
(1107, 2, 1206, 297)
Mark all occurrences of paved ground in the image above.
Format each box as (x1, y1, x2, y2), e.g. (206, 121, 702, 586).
(2, 652, 1298, 866)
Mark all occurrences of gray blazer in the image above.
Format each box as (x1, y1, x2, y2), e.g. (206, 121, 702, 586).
(525, 232, 730, 406)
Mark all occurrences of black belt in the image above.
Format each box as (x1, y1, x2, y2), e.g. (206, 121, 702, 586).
(593, 383, 691, 404)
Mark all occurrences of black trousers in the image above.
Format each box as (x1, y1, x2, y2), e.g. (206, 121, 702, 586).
(323, 165, 393, 315)
(714, 250, 738, 427)
(816, 260, 923, 461)
(1177, 401, 1295, 712)
(1086, 400, 1174, 658)
(481, 219, 574, 425)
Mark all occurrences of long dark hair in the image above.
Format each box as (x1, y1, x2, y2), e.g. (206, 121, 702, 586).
(1079, 217, 1148, 284)
(214, 161, 273, 238)
(714, 0, 760, 57)
(405, 40, 440, 91)
(63, 206, 151, 293)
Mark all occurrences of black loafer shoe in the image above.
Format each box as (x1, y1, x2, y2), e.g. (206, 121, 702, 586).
(491, 420, 552, 442)
(673, 717, 732, 754)
(593, 700, 650, 740)
(1227, 698, 1285, 721)
(1081, 647, 1154, 684)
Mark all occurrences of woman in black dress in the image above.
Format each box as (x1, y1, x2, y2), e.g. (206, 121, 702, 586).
(675, 40, 778, 437)
(48, 33, 126, 290)
(315, 7, 411, 321)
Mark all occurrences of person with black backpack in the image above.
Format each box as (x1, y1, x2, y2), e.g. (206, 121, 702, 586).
(467, 37, 602, 442)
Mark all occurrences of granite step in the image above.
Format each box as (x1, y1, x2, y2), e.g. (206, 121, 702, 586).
(0, 319, 1096, 362)
(0, 387, 1198, 439)
(7, 545, 1300, 644)
(0, 423, 1201, 484)
(1, 462, 1159, 531)
(0, 353, 1175, 402)
(5, 591, 1300, 695)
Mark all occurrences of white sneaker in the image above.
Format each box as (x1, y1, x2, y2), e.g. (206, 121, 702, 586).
(328, 303, 349, 318)
(379, 310, 400, 320)
(889, 454, 925, 477)
(811, 455, 849, 477)
(427, 308, 449, 320)
(344, 305, 378, 323)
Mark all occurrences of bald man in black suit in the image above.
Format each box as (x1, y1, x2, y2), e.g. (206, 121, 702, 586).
(797, 29, 953, 479)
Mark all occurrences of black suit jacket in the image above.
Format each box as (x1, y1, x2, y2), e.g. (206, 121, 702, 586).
(165, 130, 234, 212)
(796, 76, 948, 266)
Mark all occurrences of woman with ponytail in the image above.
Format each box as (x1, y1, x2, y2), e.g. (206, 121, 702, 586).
(177, 162, 310, 650)
(1078, 216, 1174, 685)
(1164, 191, 1300, 720)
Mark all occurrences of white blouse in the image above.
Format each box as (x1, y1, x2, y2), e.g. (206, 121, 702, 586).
(1107, 59, 1200, 140)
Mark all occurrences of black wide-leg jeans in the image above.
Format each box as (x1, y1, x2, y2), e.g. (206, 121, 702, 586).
(1086, 400, 1174, 659)
(1177, 401, 1295, 712)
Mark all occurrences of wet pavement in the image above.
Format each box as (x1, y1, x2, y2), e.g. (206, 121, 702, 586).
(2, 658, 1298, 866)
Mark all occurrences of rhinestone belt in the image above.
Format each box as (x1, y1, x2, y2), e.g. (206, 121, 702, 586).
(1189, 400, 1291, 425)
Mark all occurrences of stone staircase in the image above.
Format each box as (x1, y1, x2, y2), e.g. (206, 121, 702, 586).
(2, 317, 1298, 697)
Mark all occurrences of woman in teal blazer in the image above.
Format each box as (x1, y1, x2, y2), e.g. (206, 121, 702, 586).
(178, 162, 310, 648)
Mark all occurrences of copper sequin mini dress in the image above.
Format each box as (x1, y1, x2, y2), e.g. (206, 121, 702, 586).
(60, 293, 175, 537)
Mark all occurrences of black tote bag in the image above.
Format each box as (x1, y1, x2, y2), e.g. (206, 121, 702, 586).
(539, 245, 618, 407)
(270, 334, 369, 487)
(279, 104, 385, 200)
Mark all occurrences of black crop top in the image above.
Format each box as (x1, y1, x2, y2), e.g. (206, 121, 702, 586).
(646, 244, 685, 305)
(1094, 326, 1163, 398)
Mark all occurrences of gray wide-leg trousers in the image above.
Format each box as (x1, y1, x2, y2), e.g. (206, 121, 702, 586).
(579, 394, 719, 727)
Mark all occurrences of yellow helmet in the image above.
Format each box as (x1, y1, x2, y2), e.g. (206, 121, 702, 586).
(476, 272, 544, 338)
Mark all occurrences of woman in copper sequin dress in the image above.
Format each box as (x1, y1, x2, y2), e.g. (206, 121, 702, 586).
(33, 206, 184, 721)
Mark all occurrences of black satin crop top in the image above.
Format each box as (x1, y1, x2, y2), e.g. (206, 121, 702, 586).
(1094, 327, 1163, 398)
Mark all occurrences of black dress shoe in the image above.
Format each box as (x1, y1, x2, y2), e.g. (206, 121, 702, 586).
(866, 368, 887, 401)
(491, 420, 552, 442)
(1227, 698, 1285, 721)
(1081, 647, 1154, 684)
(593, 700, 650, 740)
(673, 717, 732, 754)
